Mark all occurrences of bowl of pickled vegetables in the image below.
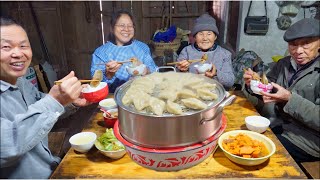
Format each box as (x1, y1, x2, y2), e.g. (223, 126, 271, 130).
(95, 128, 126, 159)
(218, 130, 276, 166)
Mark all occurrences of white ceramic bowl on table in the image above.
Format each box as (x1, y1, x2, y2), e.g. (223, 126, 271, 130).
(99, 98, 117, 111)
(113, 115, 227, 171)
(245, 115, 270, 133)
(69, 132, 97, 153)
(194, 63, 212, 74)
(218, 130, 276, 166)
(126, 64, 146, 76)
(95, 141, 126, 159)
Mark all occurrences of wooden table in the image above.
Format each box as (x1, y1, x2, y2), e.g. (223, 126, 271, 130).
(51, 91, 307, 179)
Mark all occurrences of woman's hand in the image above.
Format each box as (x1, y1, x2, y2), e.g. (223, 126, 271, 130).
(243, 68, 254, 86)
(260, 82, 292, 103)
(205, 64, 217, 78)
(49, 71, 83, 106)
(176, 60, 190, 72)
(106, 60, 121, 78)
(142, 66, 149, 75)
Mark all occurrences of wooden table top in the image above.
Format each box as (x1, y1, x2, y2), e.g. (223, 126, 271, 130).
(51, 91, 306, 179)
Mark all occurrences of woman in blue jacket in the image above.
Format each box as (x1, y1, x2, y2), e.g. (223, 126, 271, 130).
(91, 10, 157, 93)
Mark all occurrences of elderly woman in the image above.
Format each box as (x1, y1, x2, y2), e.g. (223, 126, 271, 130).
(176, 14, 235, 89)
(91, 10, 157, 93)
(243, 18, 320, 163)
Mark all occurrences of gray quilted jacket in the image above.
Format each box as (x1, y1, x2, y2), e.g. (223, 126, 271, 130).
(244, 55, 320, 157)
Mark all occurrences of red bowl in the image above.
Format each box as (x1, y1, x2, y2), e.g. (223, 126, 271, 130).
(103, 111, 118, 128)
(81, 82, 108, 103)
(114, 115, 227, 171)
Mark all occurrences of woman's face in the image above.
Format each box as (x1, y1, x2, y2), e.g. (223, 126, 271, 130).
(0, 25, 32, 84)
(113, 14, 134, 46)
(194, 31, 217, 51)
(288, 37, 320, 65)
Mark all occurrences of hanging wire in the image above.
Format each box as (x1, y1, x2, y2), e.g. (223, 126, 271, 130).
(17, 2, 23, 26)
(99, 0, 105, 44)
(130, 0, 133, 14)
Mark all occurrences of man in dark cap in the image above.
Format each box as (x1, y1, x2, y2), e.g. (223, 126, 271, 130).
(175, 13, 235, 89)
(243, 18, 320, 163)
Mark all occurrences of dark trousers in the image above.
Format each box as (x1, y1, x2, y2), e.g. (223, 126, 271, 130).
(272, 126, 320, 163)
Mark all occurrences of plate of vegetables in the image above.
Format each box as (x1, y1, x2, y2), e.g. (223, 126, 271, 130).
(95, 128, 126, 159)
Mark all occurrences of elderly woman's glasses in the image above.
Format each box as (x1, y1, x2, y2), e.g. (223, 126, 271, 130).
(115, 24, 134, 31)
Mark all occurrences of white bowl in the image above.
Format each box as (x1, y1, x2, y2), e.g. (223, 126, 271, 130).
(218, 130, 276, 166)
(126, 64, 146, 76)
(69, 132, 97, 153)
(194, 63, 212, 74)
(95, 141, 126, 159)
(99, 98, 117, 111)
(250, 80, 273, 95)
(245, 116, 270, 133)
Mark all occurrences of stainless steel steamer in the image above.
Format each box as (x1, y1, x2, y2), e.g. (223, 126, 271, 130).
(114, 73, 236, 148)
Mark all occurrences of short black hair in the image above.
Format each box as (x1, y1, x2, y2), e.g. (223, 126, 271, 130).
(108, 10, 135, 43)
(0, 16, 23, 27)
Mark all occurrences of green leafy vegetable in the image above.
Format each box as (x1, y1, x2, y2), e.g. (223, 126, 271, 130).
(97, 128, 125, 151)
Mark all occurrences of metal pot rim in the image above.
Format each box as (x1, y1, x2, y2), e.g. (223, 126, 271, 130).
(114, 72, 227, 117)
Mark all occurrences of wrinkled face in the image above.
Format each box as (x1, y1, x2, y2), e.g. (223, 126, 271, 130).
(194, 31, 217, 51)
(1, 25, 32, 84)
(288, 37, 320, 65)
(114, 14, 134, 46)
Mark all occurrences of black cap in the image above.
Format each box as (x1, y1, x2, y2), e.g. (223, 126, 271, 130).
(283, 18, 320, 42)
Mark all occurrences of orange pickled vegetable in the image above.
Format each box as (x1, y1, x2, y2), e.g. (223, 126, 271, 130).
(222, 133, 269, 158)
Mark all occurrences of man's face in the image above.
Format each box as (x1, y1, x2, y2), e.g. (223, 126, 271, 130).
(0, 25, 32, 83)
(288, 37, 320, 65)
(194, 31, 217, 51)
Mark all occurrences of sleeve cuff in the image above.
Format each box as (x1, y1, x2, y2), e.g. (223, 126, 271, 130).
(42, 95, 65, 117)
(106, 75, 116, 84)
(283, 92, 299, 114)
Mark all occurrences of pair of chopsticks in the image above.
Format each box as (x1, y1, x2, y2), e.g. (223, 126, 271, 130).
(54, 79, 100, 85)
(243, 68, 269, 84)
(166, 59, 205, 65)
(95, 59, 133, 66)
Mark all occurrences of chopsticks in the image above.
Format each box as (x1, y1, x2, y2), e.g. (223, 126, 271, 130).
(166, 59, 205, 65)
(243, 68, 262, 81)
(54, 79, 100, 85)
(95, 59, 133, 66)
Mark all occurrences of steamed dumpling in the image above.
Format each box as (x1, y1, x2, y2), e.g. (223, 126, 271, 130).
(133, 92, 151, 111)
(166, 100, 183, 115)
(190, 83, 217, 91)
(197, 89, 218, 101)
(183, 77, 204, 88)
(122, 86, 143, 105)
(131, 76, 155, 94)
(181, 98, 207, 110)
(178, 89, 197, 99)
(149, 97, 166, 116)
(158, 89, 178, 102)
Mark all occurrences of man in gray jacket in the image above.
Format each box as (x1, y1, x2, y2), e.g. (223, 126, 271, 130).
(243, 18, 319, 163)
(0, 17, 90, 178)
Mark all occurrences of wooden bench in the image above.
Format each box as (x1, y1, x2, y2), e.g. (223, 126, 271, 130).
(48, 131, 66, 158)
(300, 161, 320, 179)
